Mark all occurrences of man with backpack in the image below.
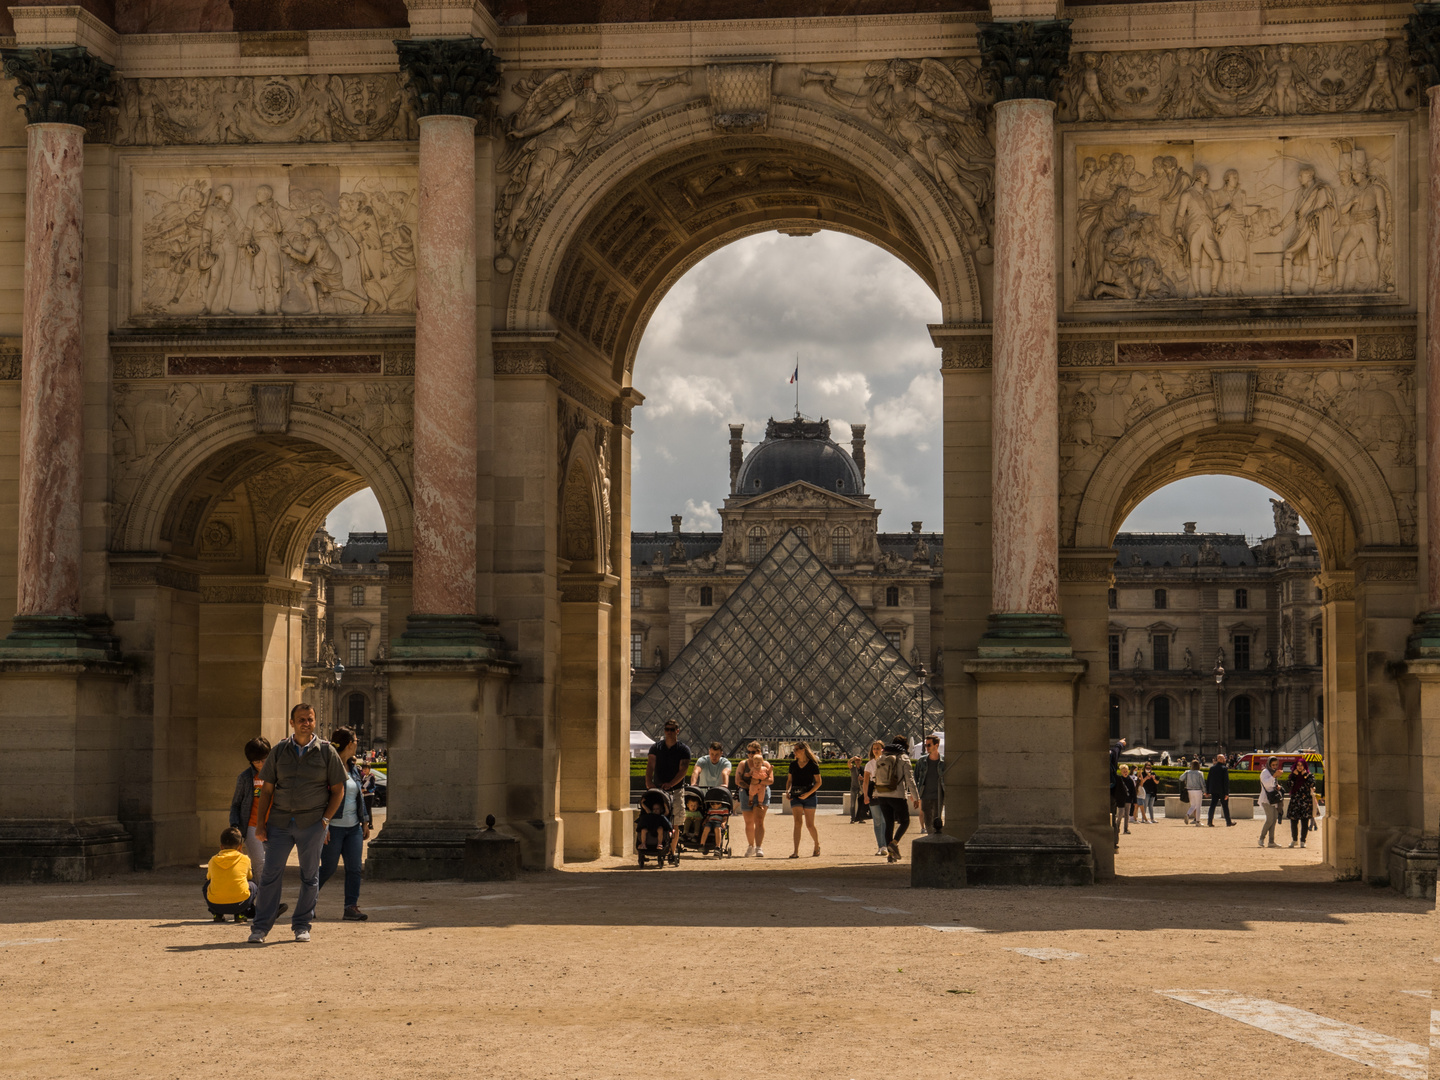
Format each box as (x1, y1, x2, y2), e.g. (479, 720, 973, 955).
(871, 737, 920, 862)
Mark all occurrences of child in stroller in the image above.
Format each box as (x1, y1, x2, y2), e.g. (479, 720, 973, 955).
(635, 788, 675, 867)
(699, 786, 733, 857)
(677, 785, 706, 851)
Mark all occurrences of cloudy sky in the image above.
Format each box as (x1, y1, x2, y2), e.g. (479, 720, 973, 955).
(325, 231, 1301, 544)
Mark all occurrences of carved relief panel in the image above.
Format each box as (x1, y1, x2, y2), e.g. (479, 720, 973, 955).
(126, 160, 418, 321)
(1063, 122, 1408, 311)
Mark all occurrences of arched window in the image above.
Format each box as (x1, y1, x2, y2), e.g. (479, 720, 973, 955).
(885, 586, 899, 607)
(1152, 696, 1171, 740)
(1234, 588, 1248, 609)
(831, 526, 851, 564)
(1108, 695, 1121, 740)
(1153, 588, 1167, 610)
(1233, 695, 1253, 742)
(747, 527, 767, 562)
(699, 586, 713, 607)
(350, 585, 365, 606)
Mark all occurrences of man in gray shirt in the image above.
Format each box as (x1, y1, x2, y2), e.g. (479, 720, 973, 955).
(914, 735, 944, 834)
(247, 703, 346, 944)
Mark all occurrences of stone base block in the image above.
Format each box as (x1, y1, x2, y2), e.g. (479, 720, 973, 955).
(0, 821, 134, 883)
(560, 809, 615, 861)
(123, 813, 200, 871)
(463, 832, 520, 881)
(609, 807, 634, 857)
(366, 825, 474, 880)
(1386, 834, 1437, 900)
(910, 833, 965, 888)
(963, 825, 1094, 887)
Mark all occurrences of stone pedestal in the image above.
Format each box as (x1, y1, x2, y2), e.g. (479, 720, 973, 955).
(911, 833, 966, 888)
(463, 829, 520, 881)
(961, 657, 1093, 886)
(0, 658, 132, 882)
(366, 650, 519, 879)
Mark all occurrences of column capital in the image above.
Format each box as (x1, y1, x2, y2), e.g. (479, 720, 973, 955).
(0, 46, 115, 129)
(976, 19, 1073, 104)
(1407, 4, 1440, 92)
(395, 36, 502, 121)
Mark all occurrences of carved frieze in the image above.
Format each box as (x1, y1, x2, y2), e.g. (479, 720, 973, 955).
(1063, 40, 1413, 123)
(109, 562, 200, 592)
(1067, 126, 1405, 308)
(940, 341, 992, 369)
(708, 62, 772, 133)
(132, 166, 417, 320)
(0, 341, 22, 380)
(115, 74, 414, 145)
(1356, 334, 1417, 362)
(1115, 339, 1355, 365)
(1059, 340, 1115, 367)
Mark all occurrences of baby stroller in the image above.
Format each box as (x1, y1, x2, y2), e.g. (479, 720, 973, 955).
(676, 785, 707, 853)
(635, 788, 676, 868)
(699, 786, 734, 858)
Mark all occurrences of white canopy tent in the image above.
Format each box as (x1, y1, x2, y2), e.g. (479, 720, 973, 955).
(630, 730, 657, 758)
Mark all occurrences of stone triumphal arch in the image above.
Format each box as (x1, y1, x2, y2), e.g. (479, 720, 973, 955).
(0, 0, 1435, 897)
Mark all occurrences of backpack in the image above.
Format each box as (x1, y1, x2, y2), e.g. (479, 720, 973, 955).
(874, 752, 902, 790)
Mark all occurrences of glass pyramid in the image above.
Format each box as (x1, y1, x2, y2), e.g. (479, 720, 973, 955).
(633, 529, 945, 756)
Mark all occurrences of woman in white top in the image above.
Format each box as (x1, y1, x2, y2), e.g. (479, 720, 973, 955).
(1180, 759, 1206, 826)
(861, 740, 887, 856)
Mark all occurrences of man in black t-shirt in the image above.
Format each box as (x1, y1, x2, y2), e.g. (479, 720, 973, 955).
(645, 721, 691, 862)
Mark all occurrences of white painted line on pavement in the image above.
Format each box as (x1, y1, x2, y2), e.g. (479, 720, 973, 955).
(364, 906, 418, 912)
(789, 887, 821, 893)
(456, 893, 520, 900)
(1071, 896, 1156, 903)
(823, 896, 862, 903)
(0, 938, 62, 947)
(924, 925, 986, 933)
(1401, 990, 1432, 998)
(1007, 947, 1085, 961)
(1157, 990, 1427, 1079)
(37, 892, 140, 899)
(860, 906, 912, 915)
(552, 886, 602, 892)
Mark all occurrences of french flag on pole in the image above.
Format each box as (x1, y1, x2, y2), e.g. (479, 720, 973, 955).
(789, 363, 799, 384)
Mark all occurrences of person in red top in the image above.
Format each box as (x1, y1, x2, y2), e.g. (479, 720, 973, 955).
(229, 737, 272, 876)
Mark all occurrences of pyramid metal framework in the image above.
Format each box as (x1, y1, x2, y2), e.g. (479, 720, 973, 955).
(632, 530, 945, 755)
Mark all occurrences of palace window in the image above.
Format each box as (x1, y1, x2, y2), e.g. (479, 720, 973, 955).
(885, 586, 900, 607)
(1233, 695, 1253, 742)
(1108, 588, 1117, 609)
(1153, 588, 1167, 610)
(631, 585, 642, 607)
(831, 527, 851, 565)
(1108, 635, 1120, 672)
(1313, 627, 1323, 666)
(884, 630, 903, 653)
(1109, 695, 1121, 740)
(631, 632, 643, 668)
(1152, 696, 1171, 741)
(1153, 635, 1169, 671)
(747, 527, 768, 562)
(350, 585, 365, 606)
(699, 586, 713, 607)
(1235, 588, 1248, 609)
(1234, 634, 1251, 671)
(348, 630, 367, 667)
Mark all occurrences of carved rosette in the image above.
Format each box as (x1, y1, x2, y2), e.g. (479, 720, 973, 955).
(977, 20, 1073, 104)
(395, 37, 502, 120)
(0, 46, 116, 131)
(1406, 4, 1440, 91)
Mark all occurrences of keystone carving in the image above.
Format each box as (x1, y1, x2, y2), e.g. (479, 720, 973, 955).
(707, 62, 772, 133)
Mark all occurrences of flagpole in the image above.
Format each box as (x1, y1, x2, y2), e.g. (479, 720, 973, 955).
(795, 353, 800, 417)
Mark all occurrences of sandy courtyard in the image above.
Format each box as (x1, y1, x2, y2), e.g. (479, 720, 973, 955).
(0, 808, 1433, 1079)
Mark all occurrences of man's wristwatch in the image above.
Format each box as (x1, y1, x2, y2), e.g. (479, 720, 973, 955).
(322, 817, 331, 827)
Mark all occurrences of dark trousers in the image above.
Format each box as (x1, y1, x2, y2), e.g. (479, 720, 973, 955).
(318, 822, 364, 908)
(203, 879, 257, 917)
(1290, 816, 1312, 842)
(252, 816, 326, 935)
(875, 796, 910, 847)
(1207, 795, 1232, 825)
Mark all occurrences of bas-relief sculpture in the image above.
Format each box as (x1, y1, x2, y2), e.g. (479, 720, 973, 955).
(135, 169, 417, 318)
(1062, 40, 1414, 123)
(1068, 132, 1400, 305)
(116, 75, 414, 145)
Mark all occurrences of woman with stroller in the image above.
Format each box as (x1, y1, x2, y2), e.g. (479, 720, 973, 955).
(735, 741, 773, 857)
(785, 741, 824, 858)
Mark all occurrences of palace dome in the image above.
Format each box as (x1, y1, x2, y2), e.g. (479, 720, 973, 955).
(735, 417, 863, 497)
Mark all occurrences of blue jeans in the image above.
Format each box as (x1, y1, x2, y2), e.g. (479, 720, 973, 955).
(252, 816, 327, 935)
(318, 822, 364, 908)
(869, 800, 888, 850)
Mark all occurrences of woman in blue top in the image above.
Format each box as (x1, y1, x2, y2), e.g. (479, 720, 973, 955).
(318, 726, 372, 921)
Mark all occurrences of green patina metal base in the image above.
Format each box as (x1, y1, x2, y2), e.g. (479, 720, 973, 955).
(391, 613, 509, 660)
(977, 612, 1073, 658)
(1406, 610, 1440, 659)
(0, 614, 121, 661)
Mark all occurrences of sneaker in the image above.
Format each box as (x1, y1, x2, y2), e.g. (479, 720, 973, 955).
(1267, 842, 1281, 848)
(234, 914, 248, 923)
(744, 845, 755, 857)
(1226, 822, 1236, 827)
(213, 914, 226, 923)
(294, 929, 311, 943)
(1300, 841, 1306, 848)
(875, 849, 888, 856)
(343, 906, 368, 921)
(1257, 840, 1265, 848)
(1288, 841, 1297, 848)
(887, 842, 900, 862)
(247, 932, 266, 944)
(755, 848, 764, 858)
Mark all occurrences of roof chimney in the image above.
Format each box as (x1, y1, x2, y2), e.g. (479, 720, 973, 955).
(1184, 522, 1197, 534)
(671, 514, 682, 534)
(850, 423, 866, 489)
(729, 424, 744, 494)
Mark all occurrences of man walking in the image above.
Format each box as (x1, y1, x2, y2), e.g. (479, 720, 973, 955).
(247, 703, 346, 944)
(645, 721, 691, 864)
(690, 742, 731, 790)
(1206, 753, 1234, 827)
(914, 735, 944, 835)
(872, 737, 920, 862)
(1258, 756, 1283, 848)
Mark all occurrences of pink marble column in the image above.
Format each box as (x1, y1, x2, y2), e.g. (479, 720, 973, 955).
(412, 113, 478, 616)
(990, 98, 1059, 617)
(16, 123, 85, 619)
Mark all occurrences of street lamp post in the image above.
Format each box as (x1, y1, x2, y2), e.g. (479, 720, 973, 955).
(1211, 661, 1225, 764)
(913, 664, 930, 749)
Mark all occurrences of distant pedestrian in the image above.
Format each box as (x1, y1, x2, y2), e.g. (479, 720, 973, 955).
(785, 741, 823, 858)
(872, 736, 920, 863)
(1258, 756, 1283, 848)
(914, 735, 944, 835)
(1206, 754, 1234, 827)
(862, 739, 887, 855)
(317, 726, 371, 922)
(1140, 766, 1159, 823)
(1116, 766, 1134, 836)
(848, 756, 868, 823)
(1286, 759, 1316, 849)
(247, 703, 346, 944)
(735, 741, 773, 857)
(1181, 759, 1206, 826)
(229, 736, 271, 876)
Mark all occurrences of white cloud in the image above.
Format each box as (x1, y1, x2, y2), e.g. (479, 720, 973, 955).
(324, 488, 385, 542)
(682, 499, 719, 530)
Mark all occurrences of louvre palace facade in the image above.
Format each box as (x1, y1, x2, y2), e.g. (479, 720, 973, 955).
(0, 0, 1435, 896)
